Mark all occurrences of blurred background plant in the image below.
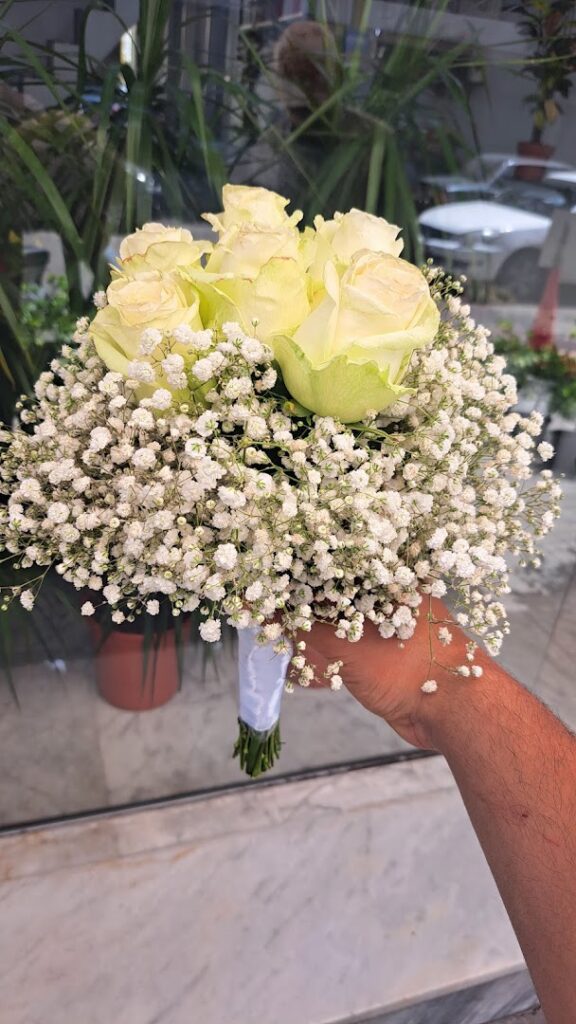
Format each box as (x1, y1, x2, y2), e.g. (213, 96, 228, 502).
(512, 0, 576, 147)
(20, 274, 76, 365)
(0, 0, 230, 421)
(0, 0, 228, 297)
(0, 0, 481, 422)
(494, 320, 576, 417)
(237, 0, 477, 260)
(4, 0, 576, 431)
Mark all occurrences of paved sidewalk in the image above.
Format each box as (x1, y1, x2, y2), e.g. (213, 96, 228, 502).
(471, 302, 576, 349)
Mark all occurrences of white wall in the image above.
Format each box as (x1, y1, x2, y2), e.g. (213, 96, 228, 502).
(346, 1, 576, 164)
(3, 0, 139, 51)
(4, 0, 140, 108)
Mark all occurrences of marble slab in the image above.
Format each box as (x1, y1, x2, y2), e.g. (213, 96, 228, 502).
(0, 758, 527, 1024)
(353, 970, 538, 1024)
(0, 661, 108, 824)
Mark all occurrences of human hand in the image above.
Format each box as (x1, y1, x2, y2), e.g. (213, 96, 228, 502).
(293, 599, 471, 749)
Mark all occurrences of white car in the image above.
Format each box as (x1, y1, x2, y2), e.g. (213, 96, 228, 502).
(420, 152, 573, 206)
(418, 179, 576, 301)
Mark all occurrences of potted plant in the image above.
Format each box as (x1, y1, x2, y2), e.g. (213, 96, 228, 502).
(493, 321, 576, 420)
(513, 0, 576, 175)
(89, 603, 186, 711)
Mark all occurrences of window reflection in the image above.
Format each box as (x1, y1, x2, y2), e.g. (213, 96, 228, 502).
(1, 0, 575, 827)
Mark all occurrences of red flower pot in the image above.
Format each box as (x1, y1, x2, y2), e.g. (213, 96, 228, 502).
(90, 623, 180, 711)
(515, 141, 555, 181)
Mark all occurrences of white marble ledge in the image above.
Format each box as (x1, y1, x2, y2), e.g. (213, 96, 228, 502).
(0, 757, 524, 1024)
(0, 756, 452, 882)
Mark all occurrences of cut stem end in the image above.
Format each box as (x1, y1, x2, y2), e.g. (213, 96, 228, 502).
(233, 718, 282, 778)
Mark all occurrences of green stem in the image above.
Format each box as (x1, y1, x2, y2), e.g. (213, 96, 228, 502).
(233, 719, 282, 778)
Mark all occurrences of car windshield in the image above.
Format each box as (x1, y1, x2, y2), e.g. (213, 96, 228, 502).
(493, 183, 572, 216)
(464, 155, 504, 181)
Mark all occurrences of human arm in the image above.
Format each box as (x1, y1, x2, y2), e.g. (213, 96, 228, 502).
(301, 603, 576, 1024)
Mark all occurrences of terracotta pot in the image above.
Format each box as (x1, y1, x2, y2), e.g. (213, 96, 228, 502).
(90, 623, 179, 711)
(515, 141, 555, 181)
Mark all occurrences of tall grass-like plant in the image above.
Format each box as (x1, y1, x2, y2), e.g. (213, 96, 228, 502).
(0, 217, 31, 424)
(0, 0, 228, 417)
(238, 0, 477, 259)
(0, 0, 227, 300)
(0, 0, 477, 414)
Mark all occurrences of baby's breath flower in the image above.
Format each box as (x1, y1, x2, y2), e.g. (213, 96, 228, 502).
(126, 360, 156, 384)
(131, 407, 155, 430)
(19, 590, 35, 610)
(139, 328, 163, 356)
(132, 449, 156, 470)
(162, 353, 184, 376)
(200, 618, 221, 642)
(537, 441, 554, 462)
(47, 501, 70, 524)
(240, 337, 266, 363)
(428, 527, 448, 550)
(149, 388, 173, 411)
(89, 426, 112, 451)
(214, 543, 238, 570)
(193, 353, 223, 383)
(263, 622, 282, 642)
(246, 415, 268, 440)
(171, 325, 195, 346)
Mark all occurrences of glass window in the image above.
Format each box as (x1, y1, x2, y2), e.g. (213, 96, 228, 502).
(464, 154, 506, 181)
(1, 0, 575, 830)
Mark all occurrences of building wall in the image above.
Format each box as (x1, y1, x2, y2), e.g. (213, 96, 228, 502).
(4, 0, 139, 107)
(351, 0, 576, 164)
(4, 1, 576, 164)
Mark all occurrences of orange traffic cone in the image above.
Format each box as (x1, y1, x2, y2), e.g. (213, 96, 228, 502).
(529, 266, 560, 350)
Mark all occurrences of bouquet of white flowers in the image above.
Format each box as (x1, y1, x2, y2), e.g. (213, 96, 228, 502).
(0, 186, 561, 775)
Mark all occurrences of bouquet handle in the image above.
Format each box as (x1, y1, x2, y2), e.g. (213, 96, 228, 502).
(234, 628, 291, 777)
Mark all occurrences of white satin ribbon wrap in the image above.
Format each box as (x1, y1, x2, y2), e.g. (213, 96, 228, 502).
(237, 627, 292, 732)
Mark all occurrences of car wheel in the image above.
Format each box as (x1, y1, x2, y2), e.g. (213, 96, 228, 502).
(496, 249, 544, 303)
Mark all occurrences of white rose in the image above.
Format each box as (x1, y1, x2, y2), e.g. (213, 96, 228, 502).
(272, 251, 440, 422)
(90, 271, 203, 382)
(305, 209, 403, 291)
(203, 184, 303, 235)
(191, 221, 310, 340)
(118, 222, 211, 275)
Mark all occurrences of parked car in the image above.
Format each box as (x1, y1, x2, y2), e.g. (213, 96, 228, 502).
(546, 169, 576, 191)
(419, 178, 576, 302)
(420, 152, 573, 208)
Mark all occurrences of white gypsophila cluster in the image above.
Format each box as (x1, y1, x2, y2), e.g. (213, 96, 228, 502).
(0, 269, 562, 689)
